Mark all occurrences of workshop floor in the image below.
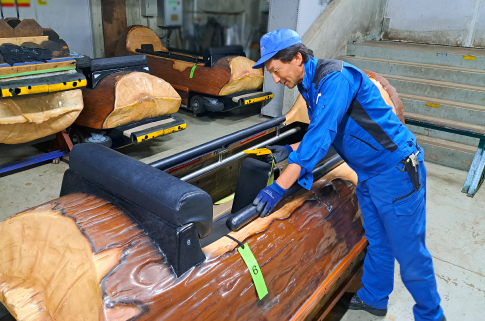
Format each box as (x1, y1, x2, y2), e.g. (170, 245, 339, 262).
(0, 109, 484, 320)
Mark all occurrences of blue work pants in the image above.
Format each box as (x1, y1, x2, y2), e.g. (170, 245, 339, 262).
(356, 147, 444, 321)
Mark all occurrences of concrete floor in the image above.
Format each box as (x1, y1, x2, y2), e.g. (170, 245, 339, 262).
(1, 111, 484, 320)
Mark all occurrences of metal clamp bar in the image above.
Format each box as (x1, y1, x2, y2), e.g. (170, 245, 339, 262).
(180, 127, 300, 182)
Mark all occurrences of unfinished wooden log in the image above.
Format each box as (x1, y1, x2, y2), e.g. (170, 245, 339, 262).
(116, 26, 263, 104)
(0, 89, 83, 144)
(76, 71, 181, 129)
(121, 25, 168, 53)
(0, 163, 363, 321)
(0, 20, 15, 38)
(219, 56, 264, 96)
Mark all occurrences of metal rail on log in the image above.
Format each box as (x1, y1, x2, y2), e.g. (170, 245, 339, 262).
(405, 116, 485, 197)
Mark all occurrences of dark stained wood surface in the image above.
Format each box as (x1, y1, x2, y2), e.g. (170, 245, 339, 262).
(102, 0, 127, 58)
(12, 176, 361, 320)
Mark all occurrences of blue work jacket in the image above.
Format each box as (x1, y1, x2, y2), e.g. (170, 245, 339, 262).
(288, 57, 416, 189)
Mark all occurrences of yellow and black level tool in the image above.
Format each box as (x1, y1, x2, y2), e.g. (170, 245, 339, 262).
(0, 72, 87, 98)
(244, 148, 272, 156)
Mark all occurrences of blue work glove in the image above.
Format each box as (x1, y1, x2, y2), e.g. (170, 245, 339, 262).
(266, 145, 293, 163)
(253, 181, 288, 217)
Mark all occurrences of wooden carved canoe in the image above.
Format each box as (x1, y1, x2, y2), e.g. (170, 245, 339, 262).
(0, 71, 402, 320)
(0, 163, 362, 321)
(115, 25, 264, 106)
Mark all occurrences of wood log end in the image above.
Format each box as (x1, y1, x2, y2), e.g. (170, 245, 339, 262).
(0, 206, 103, 320)
(0, 90, 84, 144)
(102, 72, 181, 128)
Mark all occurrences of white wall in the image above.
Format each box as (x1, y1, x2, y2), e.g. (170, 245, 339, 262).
(281, 0, 385, 114)
(384, 0, 485, 47)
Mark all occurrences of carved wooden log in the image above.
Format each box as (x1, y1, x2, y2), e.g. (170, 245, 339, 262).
(115, 26, 263, 104)
(0, 164, 364, 321)
(75, 71, 181, 129)
(0, 89, 83, 144)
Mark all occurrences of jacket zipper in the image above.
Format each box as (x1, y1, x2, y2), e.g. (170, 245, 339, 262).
(393, 189, 416, 203)
(350, 135, 378, 151)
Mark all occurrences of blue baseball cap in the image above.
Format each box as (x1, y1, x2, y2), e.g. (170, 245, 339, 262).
(252, 28, 302, 69)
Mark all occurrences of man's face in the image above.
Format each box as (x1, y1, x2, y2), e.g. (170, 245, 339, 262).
(264, 53, 305, 89)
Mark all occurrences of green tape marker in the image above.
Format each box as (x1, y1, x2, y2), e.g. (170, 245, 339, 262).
(238, 243, 268, 300)
(189, 65, 197, 79)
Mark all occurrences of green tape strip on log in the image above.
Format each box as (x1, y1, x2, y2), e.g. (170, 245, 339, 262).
(0, 67, 76, 80)
(189, 65, 197, 79)
(238, 243, 268, 300)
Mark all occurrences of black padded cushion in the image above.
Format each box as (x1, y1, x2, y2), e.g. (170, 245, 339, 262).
(69, 144, 213, 238)
(90, 55, 148, 72)
(231, 158, 272, 214)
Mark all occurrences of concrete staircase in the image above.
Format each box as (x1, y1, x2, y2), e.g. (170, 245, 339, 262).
(341, 41, 485, 171)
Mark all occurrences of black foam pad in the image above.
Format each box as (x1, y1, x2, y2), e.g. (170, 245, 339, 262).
(67, 143, 213, 238)
(231, 157, 272, 214)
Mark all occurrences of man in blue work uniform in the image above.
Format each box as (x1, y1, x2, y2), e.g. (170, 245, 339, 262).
(252, 28, 445, 321)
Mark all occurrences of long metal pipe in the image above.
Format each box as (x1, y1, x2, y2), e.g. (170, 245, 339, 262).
(180, 127, 300, 181)
(150, 116, 287, 171)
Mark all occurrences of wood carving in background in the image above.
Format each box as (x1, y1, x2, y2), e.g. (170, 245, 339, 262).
(0, 89, 83, 144)
(116, 26, 263, 104)
(0, 164, 364, 320)
(101, 0, 127, 58)
(76, 71, 181, 129)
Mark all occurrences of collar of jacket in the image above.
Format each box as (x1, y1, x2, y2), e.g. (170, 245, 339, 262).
(299, 56, 318, 93)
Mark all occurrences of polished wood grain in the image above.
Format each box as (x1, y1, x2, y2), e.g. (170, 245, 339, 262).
(0, 165, 364, 320)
